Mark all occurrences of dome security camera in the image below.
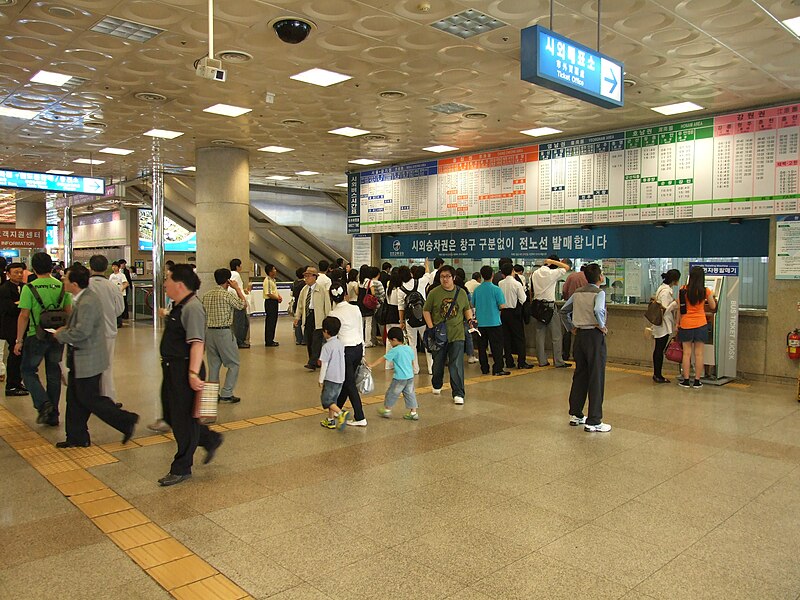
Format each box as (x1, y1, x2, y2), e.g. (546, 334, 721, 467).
(273, 18, 313, 44)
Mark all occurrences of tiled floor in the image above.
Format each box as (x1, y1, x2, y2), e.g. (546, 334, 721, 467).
(2, 317, 800, 599)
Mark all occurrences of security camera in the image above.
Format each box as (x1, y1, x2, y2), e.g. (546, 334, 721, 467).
(273, 18, 313, 44)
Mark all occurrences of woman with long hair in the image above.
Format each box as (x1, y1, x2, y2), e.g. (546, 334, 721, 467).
(677, 266, 717, 389)
(329, 283, 368, 427)
(651, 269, 680, 383)
(383, 267, 403, 369)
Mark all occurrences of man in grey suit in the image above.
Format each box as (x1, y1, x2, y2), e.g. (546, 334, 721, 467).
(53, 264, 138, 448)
(88, 254, 124, 401)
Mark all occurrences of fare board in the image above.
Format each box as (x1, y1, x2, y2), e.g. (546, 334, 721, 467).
(521, 25, 623, 109)
(0, 169, 104, 195)
(348, 102, 800, 234)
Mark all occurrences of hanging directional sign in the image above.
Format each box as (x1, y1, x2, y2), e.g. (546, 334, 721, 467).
(520, 25, 624, 109)
(0, 168, 105, 195)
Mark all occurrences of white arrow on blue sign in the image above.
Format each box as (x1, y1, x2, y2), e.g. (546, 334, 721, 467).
(600, 58, 622, 103)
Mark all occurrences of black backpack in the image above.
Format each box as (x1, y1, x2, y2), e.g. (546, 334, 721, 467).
(403, 280, 425, 328)
(28, 283, 68, 340)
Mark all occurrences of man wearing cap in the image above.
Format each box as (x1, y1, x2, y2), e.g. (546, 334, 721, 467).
(294, 267, 332, 370)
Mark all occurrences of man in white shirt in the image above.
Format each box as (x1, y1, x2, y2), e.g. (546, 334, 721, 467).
(420, 257, 444, 291)
(531, 255, 571, 368)
(498, 263, 533, 369)
(464, 272, 481, 295)
(316, 259, 332, 291)
(88, 255, 125, 401)
(229, 258, 250, 349)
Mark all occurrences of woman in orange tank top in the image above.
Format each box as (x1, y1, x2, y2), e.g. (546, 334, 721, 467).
(676, 266, 717, 389)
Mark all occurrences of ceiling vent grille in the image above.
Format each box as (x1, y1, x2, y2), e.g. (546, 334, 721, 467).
(82, 119, 108, 129)
(428, 102, 474, 115)
(217, 50, 253, 63)
(134, 91, 167, 102)
(281, 118, 305, 126)
(431, 9, 507, 39)
(379, 90, 406, 100)
(463, 111, 488, 120)
(211, 139, 234, 146)
(90, 16, 164, 42)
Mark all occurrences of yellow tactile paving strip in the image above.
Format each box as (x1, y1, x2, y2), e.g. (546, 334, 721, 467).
(0, 405, 253, 600)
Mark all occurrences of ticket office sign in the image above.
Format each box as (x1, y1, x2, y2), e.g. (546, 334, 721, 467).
(350, 102, 800, 235)
(520, 25, 623, 109)
(0, 169, 104, 195)
(0, 228, 45, 248)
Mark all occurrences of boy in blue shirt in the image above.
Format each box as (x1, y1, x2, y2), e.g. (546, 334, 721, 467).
(369, 327, 418, 420)
(319, 316, 349, 430)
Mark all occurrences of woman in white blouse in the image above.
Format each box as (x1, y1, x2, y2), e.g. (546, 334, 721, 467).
(651, 269, 680, 383)
(329, 283, 368, 427)
(398, 265, 433, 375)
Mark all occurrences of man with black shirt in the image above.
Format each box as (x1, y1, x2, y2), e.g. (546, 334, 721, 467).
(0, 263, 28, 396)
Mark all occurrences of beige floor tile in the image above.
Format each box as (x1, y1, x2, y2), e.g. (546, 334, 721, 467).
(472, 551, 628, 599)
(593, 500, 709, 553)
(518, 480, 631, 520)
(634, 480, 747, 531)
(309, 550, 463, 600)
(170, 574, 249, 600)
(257, 522, 387, 579)
(540, 524, 677, 588)
(261, 583, 332, 600)
(663, 462, 779, 501)
(339, 496, 450, 546)
(146, 554, 218, 590)
(206, 544, 302, 598)
(399, 477, 511, 518)
(443, 589, 495, 600)
(127, 536, 193, 569)
(394, 525, 530, 585)
(206, 494, 321, 544)
(634, 553, 793, 600)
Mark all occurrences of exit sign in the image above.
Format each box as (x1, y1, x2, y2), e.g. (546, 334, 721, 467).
(521, 25, 624, 109)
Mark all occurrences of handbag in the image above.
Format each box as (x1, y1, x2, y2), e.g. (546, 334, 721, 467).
(193, 381, 219, 424)
(529, 299, 554, 325)
(355, 359, 374, 394)
(665, 338, 683, 363)
(361, 279, 380, 311)
(644, 298, 665, 326)
(423, 288, 460, 353)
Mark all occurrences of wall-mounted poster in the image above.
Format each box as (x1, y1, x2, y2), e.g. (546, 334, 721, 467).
(138, 209, 196, 252)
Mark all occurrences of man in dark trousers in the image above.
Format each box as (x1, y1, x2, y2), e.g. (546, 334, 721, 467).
(53, 265, 138, 448)
(0, 263, 29, 396)
(159, 264, 223, 486)
(560, 263, 611, 433)
(118, 258, 133, 320)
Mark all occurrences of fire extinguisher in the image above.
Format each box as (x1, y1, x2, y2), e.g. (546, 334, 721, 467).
(788, 329, 800, 360)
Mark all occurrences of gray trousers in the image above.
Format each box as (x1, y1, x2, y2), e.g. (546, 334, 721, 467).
(205, 328, 240, 398)
(534, 306, 567, 367)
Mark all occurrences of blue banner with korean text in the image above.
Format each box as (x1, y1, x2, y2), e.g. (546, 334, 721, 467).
(347, 172, 360, 234)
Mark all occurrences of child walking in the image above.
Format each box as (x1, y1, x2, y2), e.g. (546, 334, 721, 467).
(369, 326, 419, 420)
(319, 316, 350, 430)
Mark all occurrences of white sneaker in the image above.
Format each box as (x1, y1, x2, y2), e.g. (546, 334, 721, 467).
(432, 388, 442, 395)
(569, 415, 587, 426)
(454, 396, 464, 405)
(468, 356, 479, 364)
(584, 422, 612, 433)
(346, 419, 368, 427)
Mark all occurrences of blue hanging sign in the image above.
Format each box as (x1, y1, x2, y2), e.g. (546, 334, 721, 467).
(0, 168, 104, 195)
(347, 171, 360, 234)
(521, 25, 624, 109)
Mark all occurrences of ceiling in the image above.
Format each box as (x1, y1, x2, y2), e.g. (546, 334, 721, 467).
(1, 0, 799, 196)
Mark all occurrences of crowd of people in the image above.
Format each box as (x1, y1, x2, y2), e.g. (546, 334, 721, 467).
(0, 250, 718, 488)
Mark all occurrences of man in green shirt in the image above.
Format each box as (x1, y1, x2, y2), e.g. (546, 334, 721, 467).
(422, 264, 474, 405)
(14, 252, 72, 426)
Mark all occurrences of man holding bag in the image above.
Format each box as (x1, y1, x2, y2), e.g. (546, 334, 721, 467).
(422, 265, 475, 405)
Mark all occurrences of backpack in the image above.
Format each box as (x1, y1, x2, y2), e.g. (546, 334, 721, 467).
(28, 283, 68, 340)
(644, 297, 665, 326)
(402, 280, 425, 327)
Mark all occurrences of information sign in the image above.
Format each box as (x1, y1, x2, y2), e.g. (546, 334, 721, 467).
(0, 228, 45, 248)
(521, 25, 623, 109)
(689, 261, 740, 277)
(776, 215, 800, 279)
(0, 169, 104, 195)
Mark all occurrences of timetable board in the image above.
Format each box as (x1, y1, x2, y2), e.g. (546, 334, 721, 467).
(350, 102, 800, 233)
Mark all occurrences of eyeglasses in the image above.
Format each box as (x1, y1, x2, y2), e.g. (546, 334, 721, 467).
(440, 274, 453, 279)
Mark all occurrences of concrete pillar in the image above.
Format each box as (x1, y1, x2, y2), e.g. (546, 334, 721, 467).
(765, 216, 799, 381)
(195, 147, 250, 294)
(16, 197, 47, 260)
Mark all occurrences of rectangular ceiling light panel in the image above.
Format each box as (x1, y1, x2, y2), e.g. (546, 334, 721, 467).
(99, 147, 134, 155)
(651, 102, 703, 115)
(144, 128, 184, 139)
(30, 70, 73, 86)
(290, 68, 351, 87)
(520, 127, 562, 137)
(430, 9, 508, 39)
(91, 16, 164, 42)
(203, 104, 252, 117)
(328, 127, 370, 137)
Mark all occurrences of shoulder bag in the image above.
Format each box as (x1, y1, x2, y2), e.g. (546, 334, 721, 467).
(664, 338, 683, 363)
(529, 298, 554, 325)
(423, 288, 460, 353)
(644, 297, 665, 326)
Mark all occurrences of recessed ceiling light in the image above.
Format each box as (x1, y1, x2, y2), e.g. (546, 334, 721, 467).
(290, 68, 351, 87)
(46, 169, 73, 175)
(329, 127, 370, 137)
(295, 170, 319, 176)
(348, 158, 381, 165)
(30, 70, 73, 86)
(651, 102, 704, 115)
(203, 103, 252, 117)
(258, 145, 294, 153)
(266, 175, 291, 180)
(423, 145, 459, 153)
(520, 127, 563, 137)
(143, 128, 184, 139)
(99, 147, 134, 155)
(0, 106, 39, 120)
(783, 16, 800, 37)
(90, 16, 164, 43)
(182, 166, 196, 171)
(73, 158, 105, 165)
(334, 183, 348, 188)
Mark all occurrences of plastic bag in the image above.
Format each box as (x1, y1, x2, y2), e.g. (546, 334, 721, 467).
(355, 359, 374, 394)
